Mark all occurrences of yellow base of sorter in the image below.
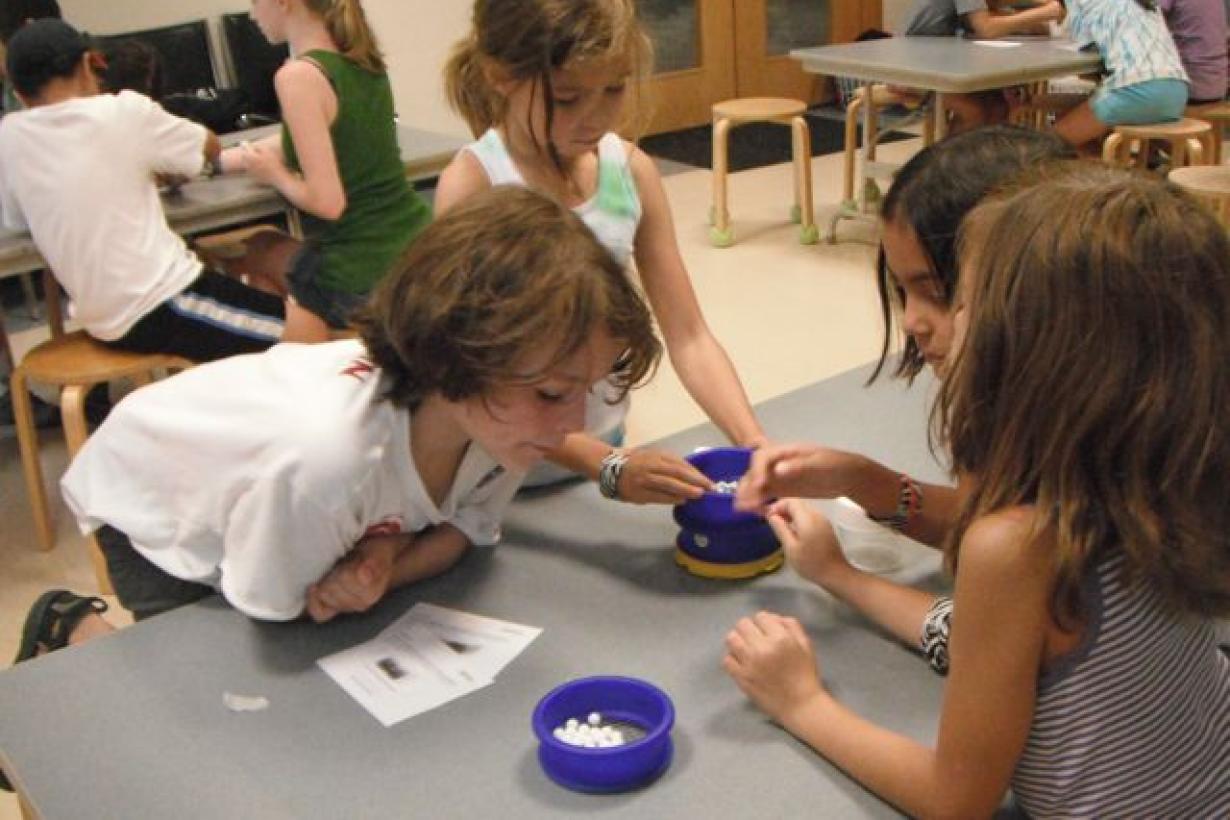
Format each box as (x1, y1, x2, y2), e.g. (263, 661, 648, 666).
(674, 547, 784, 580)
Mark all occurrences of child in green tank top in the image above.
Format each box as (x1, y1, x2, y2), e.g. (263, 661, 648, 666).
(219, 0, 431, 342)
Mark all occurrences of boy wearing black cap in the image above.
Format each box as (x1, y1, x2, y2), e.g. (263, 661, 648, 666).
(0, 19, 288, 362)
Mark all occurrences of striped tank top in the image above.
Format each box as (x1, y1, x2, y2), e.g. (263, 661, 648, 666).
(462, 128, 643, 441)
(1012, 552, 1230, 816)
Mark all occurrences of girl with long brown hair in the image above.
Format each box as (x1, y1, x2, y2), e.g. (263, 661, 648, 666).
(220, 0, 431, 341)
(725, 163, 1230, 816)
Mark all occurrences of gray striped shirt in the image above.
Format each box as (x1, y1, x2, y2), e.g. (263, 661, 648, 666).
(1013, 552, 1230, 816)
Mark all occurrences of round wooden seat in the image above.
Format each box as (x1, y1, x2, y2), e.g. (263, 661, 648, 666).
(1169, 164, 1230, 227)
(710, 97, 817, 247)
(14, 330, 193, 592)
(18, 330, 192, 385)
(1184, 101, 1230, 164)
(1102, 117, 1216, 170)
(712, 97, 807, 124)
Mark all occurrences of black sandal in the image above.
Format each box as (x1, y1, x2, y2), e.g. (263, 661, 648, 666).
(12, 589, 108, 665)
(1, 591, 106, 793)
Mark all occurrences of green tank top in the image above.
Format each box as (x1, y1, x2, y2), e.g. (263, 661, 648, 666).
(282, 50, 431, 295)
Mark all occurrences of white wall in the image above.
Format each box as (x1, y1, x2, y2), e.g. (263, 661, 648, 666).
(59, 0, 473, 137)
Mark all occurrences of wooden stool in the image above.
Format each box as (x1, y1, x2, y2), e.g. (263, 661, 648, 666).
(1102, 118, 1216, 169)
(1012, 87, 1089, 131)
(1168, 164, 1230, 228)
(13, 331, 192, 591)
(842, 85, 936, 206)
(710, 97, 817, 247)
(1184, 101, 1230, 165)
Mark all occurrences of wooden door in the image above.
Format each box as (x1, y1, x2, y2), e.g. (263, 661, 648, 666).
(638, 0, 882, 135)
(638, 0, 737, 136)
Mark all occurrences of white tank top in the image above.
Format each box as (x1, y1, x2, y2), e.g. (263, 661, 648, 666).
(462, 129, 644, 440)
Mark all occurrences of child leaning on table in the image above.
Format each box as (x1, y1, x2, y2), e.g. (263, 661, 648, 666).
(436, 0, 767, 504)
(737, 125, 1077, 675)
(219, 0, 432, 342)
(1052, 0, 1191, 152)
(11, 186, 661, 656)
(724, 163, 1230, 817)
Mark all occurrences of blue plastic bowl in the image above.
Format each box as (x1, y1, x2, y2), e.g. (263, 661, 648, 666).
(532, 676, 675, 793)
(673, 448, 780, 565)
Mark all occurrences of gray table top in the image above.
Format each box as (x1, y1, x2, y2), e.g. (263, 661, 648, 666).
(791, 36, 1103, 94)
(0, 364, 952, 819)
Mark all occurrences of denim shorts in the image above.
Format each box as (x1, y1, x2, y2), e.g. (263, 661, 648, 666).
(1090, 78, 1188, 126)
(287, 245, 369, 330)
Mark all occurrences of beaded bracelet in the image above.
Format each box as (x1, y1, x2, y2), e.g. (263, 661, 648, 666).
(870, 473, 924, 532)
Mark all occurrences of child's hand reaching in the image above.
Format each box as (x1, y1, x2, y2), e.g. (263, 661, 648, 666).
(735, 443, 864, 513)
(724, 611, 825, 726)
(241, 141, 285, 187)
(618, 448, 714, 504)
(766, 498, 852, 590)
(305, 534, 401, 623)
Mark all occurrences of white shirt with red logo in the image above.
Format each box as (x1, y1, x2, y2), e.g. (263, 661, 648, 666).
(61, 340, 523, 620)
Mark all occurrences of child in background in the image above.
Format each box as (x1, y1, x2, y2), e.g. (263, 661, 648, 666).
(737, 127, 1075, 675)
(222, 0, 432, 341)
(13, 186, 659, 644)
(1159, 0, 1228, 105)
(0, 0, 60, 114)
(437, 0, 766, 504)
(902, 0, 1066, 133)
(0, 20, 286, 361)
(725, 163, 1230, 816)
(1052, 0, 1190, 151)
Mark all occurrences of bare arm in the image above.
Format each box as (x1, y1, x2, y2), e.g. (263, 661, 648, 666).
(628, 146, 766, 448)
(737, 444, 962, 548)
(243, 60, 346, 219)
(305, 525, 470, 622)
(965, 1, 1064, 38)
(727, 510, 1051, 817)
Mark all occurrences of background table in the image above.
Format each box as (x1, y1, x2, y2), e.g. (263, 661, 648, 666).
(0, 364, 951, 819)
(791, 36, 1103, 241)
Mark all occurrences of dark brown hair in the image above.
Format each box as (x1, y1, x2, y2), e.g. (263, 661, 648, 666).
(355, 185, 661, 411)
(444, 0, 652, 166)
(941, 162, 1230, 621)
(872, 125, 1076, 383)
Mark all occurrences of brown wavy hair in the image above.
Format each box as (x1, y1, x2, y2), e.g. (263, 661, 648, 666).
(304, 0, 384, 73)
(444, 0, 652, 165)
(354, 185, 661, 411)
(941, 161, 1230, 622)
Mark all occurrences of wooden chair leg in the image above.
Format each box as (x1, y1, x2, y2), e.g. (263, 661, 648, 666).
(843, 95, 864, 202)
(61, 383, 91, 458)
(1101, 132, 1123, 165)
(87, 532, 115, 596)
(710, 117, 734, 246)
(867, 100, 880, 163)
(792, 116, 817, 243)
(12, 367, 55, 551)
(922, 103, 936, 147)
(42, 269, 64, 340)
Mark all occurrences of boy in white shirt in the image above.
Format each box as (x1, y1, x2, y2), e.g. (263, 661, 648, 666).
(0, 19, 286, 361)
(13, 186, 660, 648)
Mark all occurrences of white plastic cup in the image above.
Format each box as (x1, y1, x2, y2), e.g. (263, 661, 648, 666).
(824, 497, 906, 574)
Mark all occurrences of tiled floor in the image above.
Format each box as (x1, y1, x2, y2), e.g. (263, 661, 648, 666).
(0, 137, 926, 818)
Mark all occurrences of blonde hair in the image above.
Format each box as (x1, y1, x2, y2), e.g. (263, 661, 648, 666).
(305, 0, 384, 73)
(354, 185, 661, 411)
(941, 162, 1230, 622)
(444, 0, 652, 158)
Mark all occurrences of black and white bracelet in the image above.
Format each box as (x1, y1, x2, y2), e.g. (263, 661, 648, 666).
(598, 450, 629, 500)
